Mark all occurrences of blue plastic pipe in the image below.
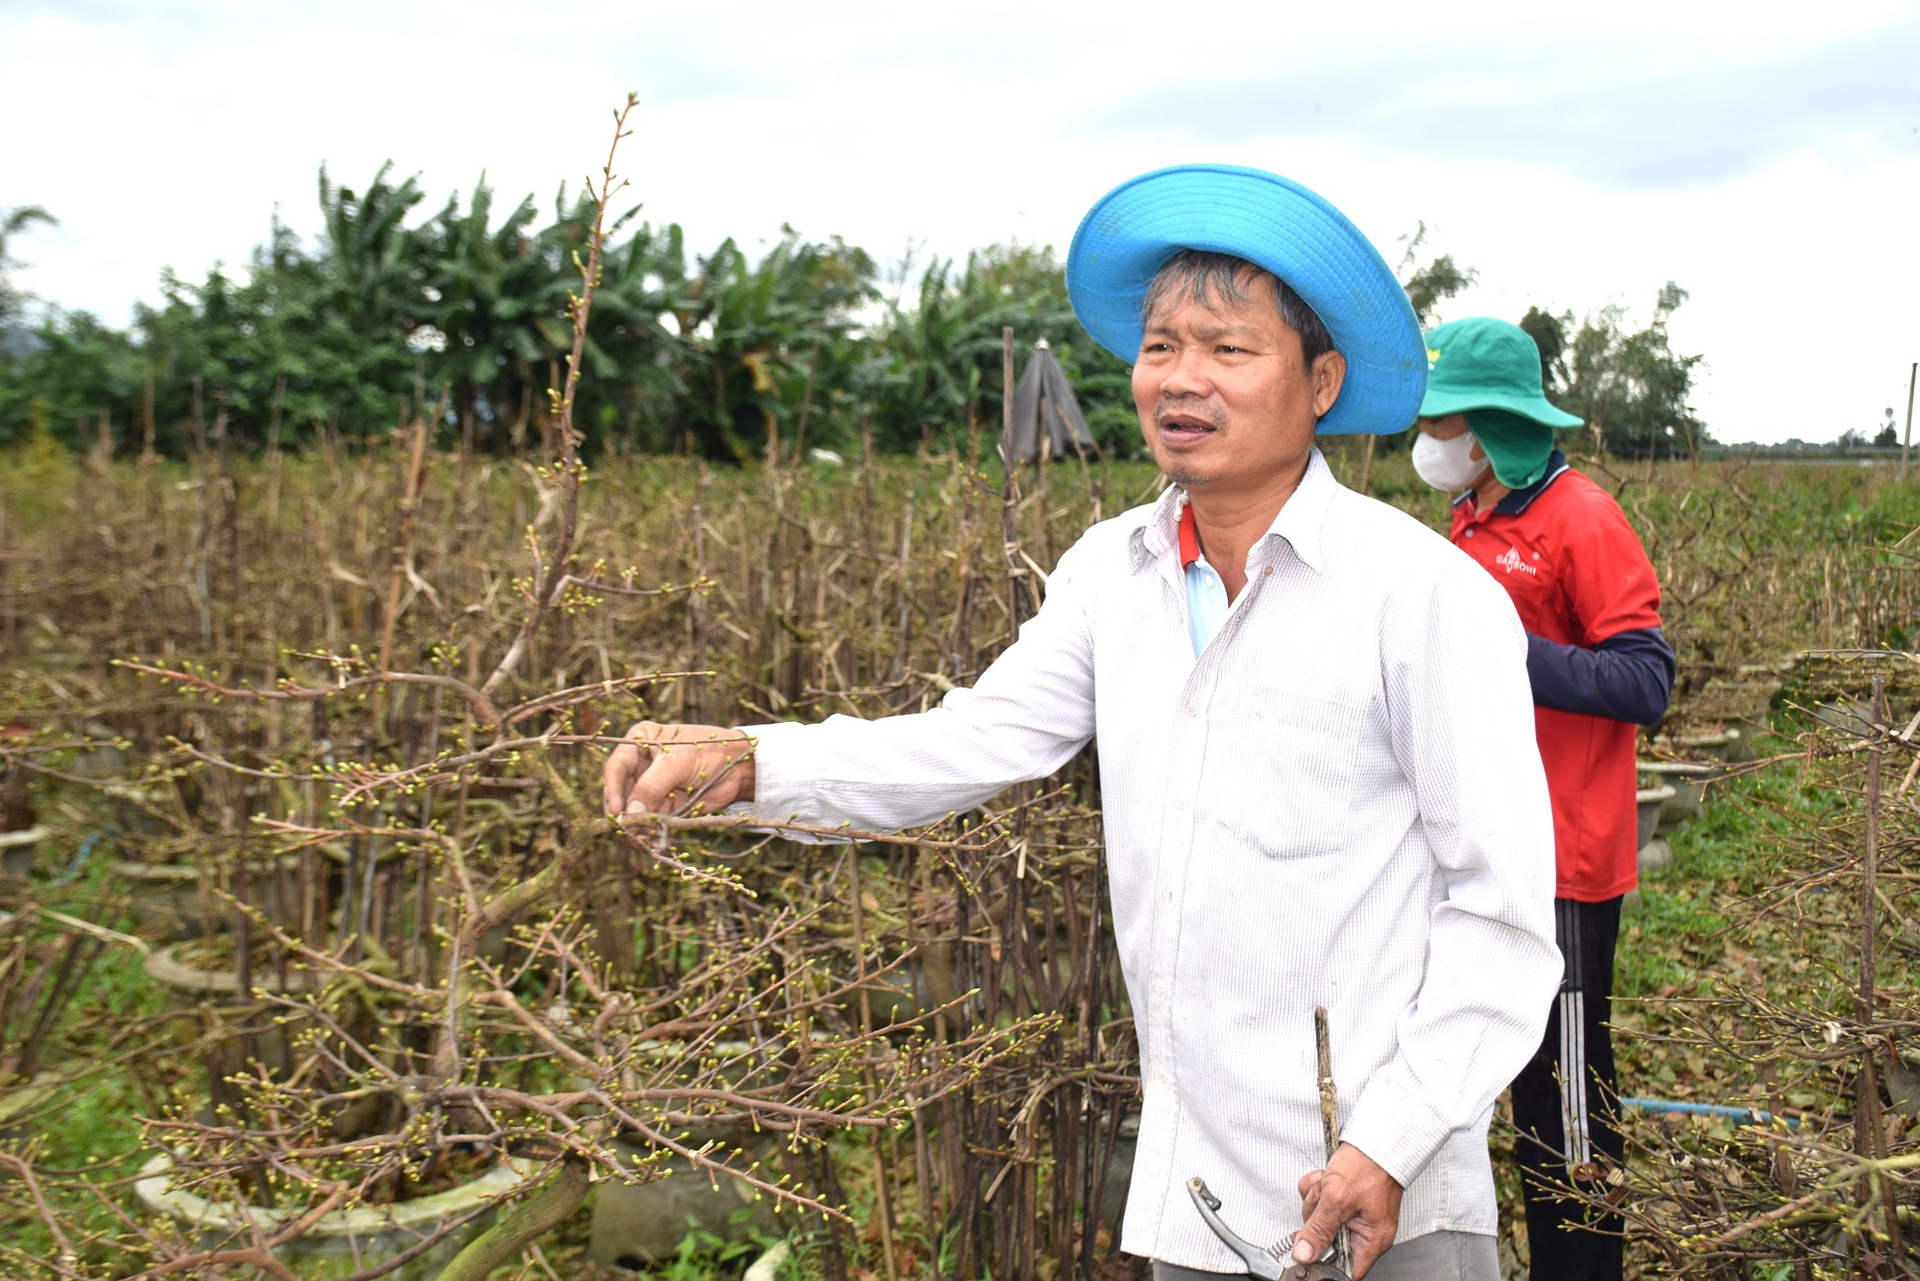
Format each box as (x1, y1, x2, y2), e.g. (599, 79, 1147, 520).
(1621, 1096, 1800, 1129)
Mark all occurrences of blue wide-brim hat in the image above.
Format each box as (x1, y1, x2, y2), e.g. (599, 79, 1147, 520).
(1065, 164, 1426, 436)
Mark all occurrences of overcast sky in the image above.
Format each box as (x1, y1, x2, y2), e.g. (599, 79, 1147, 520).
(4, 0, 1917, 444)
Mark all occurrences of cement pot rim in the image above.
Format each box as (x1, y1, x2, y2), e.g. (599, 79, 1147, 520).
(1663, 728, 1741, 747)
(143, 942, 325, 995)
(1638, 760, 1718, 778)
(135, 1151, 537, 1239)
(0, 825, 49, 850)
(0, 1073, 60, 1128)
(111, 852, 304, 884)
(1636, 785, 1677, 806)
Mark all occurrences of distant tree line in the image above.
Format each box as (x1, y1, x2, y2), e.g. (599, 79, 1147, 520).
(0, 168, 1136, 462)
(0, 175, 1704, 460)
(1393, 224, 1708, 459)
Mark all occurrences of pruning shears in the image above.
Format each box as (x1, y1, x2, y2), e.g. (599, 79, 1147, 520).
(1186, 1177, 1351, 1281)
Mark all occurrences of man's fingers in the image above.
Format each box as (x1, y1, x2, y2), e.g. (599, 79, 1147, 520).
(603, 722, 752, 822)
(603, 722, 662, 816)
(624, 762, 679, 816)
(1296, 1167, 1324, 1224)
(1291, 1187, 1346, 1265)
(603, 741, 640, 814)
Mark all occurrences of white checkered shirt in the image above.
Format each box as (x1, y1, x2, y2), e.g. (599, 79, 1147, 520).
(736, 449, 1560, 1268)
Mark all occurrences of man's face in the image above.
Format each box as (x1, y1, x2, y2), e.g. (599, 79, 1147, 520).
(1131, 273, 1344, 493)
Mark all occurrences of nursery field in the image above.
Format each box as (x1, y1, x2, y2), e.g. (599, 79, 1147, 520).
(5, 432, 1920, 1280)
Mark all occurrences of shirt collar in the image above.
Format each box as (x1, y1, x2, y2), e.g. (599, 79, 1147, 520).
(1452, 449, 1570, 519)
(1178, 503, 1202, 568)
(1132, 448, 1335, 575)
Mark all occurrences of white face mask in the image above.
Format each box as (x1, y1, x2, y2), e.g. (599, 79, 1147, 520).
(1411, 430, 1488, 492)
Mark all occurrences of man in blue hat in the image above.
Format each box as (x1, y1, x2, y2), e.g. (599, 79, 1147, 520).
(1412, 317, 1674, 1281)
(605, 166, 1559, 1280)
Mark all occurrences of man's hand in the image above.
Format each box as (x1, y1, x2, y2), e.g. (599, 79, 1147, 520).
(1293, 1144, 1403, 1278)
(602, 721, 756, 819)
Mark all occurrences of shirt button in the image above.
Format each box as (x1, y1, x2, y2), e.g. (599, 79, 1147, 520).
(1465, 529, 1474, 538)
(1262, 566, 1272, 577)
(1185, 703, 1197, 716)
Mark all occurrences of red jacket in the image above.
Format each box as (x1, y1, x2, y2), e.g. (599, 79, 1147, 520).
(1450, 460, 1664, 901)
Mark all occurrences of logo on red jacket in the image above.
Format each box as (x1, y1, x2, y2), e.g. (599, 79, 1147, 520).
(1494, 547, 1538, 577)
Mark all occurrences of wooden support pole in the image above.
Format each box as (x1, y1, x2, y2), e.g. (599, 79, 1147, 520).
(1903, 362, 1917, 481)
(1000, 327, 1028, 632)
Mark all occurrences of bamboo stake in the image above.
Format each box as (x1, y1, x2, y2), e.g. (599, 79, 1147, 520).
(141, 364, 156, 462)
(1314, 1005, 1352, 1277)
(0, 496, 10, 657)
(1858, 676, 1902, 1268)
(999, 328, 1028, 633)
(847, 847, 901, 1281)
(377, 419, 430, 673)
(1903, 362, 1917, 481)
(793, 336, 821, 466)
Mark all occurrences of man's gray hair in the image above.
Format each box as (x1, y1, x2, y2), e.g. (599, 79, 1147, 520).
(1140, 249, 1335, 369)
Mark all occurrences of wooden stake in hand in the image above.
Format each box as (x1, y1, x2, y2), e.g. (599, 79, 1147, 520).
(1314, 1005, 1353, 1277)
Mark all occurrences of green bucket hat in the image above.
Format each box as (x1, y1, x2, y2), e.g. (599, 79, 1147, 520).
(1422, 317, 1583, 490)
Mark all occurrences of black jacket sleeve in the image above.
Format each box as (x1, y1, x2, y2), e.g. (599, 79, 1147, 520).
(1525, 626, 1676, 725)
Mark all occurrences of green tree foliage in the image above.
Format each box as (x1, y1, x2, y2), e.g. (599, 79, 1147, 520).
(1545, 283, 1706, 457)
(0, 169, 1139, 459)
(1397, 223, 1478, 327)
(0, 205, 56, 347)
(1874, 408, 1899, 448)
(859, 243, 1132, 456)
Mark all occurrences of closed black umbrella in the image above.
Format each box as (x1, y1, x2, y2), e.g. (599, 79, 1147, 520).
(1002, 340, 1099, 464)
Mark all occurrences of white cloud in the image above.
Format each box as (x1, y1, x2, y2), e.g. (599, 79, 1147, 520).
(2, 0, 1916, 443)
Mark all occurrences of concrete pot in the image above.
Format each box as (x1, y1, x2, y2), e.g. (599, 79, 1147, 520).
(143, 941, 322, 998)
(1635, 786, 1675, 852)
(1651, 728, 1742, 763)
(114, 859, 223, 940)
(589, 1135, 777, 1270)
(745, 1240, 791, 1280)
(0, 825, 48, 888)
(113, 853, 302, 941)
(0, 1073, 59, 1146)
(1639, 761, 1717, 832)
(136, 1150, 535, 1281)
(144, 942, 322, 1080)
(1637, 839, 1674, 874)
(103, 783, 177, 840)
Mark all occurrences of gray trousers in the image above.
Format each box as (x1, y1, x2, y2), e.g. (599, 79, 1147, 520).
(1153, 1229, 1499, 1281)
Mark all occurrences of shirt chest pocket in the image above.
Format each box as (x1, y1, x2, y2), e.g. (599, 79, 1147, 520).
(1481, 541, 1556, 624)
(1211, 687, 1365, 859)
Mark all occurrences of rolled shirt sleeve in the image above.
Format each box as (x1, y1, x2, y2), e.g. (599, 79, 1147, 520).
(1341, 559, 1562, 1185)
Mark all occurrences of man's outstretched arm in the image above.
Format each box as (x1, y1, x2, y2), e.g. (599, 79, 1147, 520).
(603, 535, 1102, 831)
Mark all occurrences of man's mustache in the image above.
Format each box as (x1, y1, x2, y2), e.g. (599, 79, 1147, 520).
(1153, 399, 1228, 431)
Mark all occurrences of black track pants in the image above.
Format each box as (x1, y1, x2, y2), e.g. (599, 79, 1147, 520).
(1508, 896, 1624, 1281)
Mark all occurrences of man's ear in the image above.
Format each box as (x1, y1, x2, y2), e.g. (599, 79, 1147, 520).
(1311, 350, 1346, 418)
